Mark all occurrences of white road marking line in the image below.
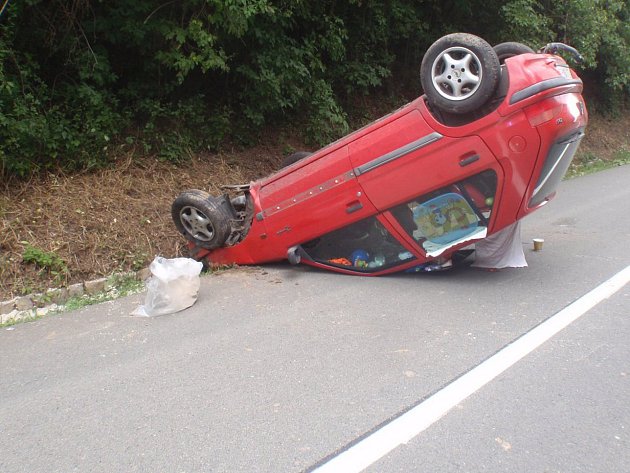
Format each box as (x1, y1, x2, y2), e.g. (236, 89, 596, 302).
(313, 265, 630, 473)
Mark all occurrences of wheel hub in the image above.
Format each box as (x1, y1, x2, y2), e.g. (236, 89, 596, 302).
(431, 46, 483, 101)
(180, 206, 215, 241)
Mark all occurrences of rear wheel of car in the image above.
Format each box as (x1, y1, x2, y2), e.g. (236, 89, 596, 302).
(493, 42, 535, 64)
(281, 151, 312, 168)
(420, 33, 500, 115)
(172, 190, 231, 249)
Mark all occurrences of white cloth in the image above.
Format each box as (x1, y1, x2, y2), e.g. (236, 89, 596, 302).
(471, 221, 527, 269)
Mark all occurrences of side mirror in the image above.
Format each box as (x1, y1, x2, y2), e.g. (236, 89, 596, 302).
(287, 246, 302, 265)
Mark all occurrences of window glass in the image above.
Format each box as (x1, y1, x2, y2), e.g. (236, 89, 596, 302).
(301, 216, 414, 272)
(390, 170, 497, 257)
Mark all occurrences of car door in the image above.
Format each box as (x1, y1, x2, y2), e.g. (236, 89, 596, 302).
(347, 107, 504, 257)
(256, 145, 378, 250)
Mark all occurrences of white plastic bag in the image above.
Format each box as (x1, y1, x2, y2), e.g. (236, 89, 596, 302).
(132, 257, 203, 317)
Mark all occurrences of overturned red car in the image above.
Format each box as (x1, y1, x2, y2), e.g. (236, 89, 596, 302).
(172, 33, 588, 275)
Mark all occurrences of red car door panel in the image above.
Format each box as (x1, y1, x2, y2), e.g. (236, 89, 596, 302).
(257, 146, 377, 249)
(350, 121, 502, 213)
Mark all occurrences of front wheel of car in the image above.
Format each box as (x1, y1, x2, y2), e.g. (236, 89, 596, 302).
(421, 33, 500, 115)
(172, 190, 232, 249)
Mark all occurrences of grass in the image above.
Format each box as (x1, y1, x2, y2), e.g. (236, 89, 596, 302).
(0, 263, 235, 328)
(0, 151, 273, 301)
(0, 273, 146, 327)
(567, 148, 630, 179)
(61, 273, 145, 312)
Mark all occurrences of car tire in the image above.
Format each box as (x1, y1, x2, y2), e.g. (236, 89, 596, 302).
(281, 151, 312, 168)
(493, 42, 535, 64)
(172, 190, 232, 249)
(421, 33, 500, 115)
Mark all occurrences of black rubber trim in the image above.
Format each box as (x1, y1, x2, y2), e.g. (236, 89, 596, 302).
(345, 202, 363, 214)
(459, 154, 480, 167)
(354, 132, 443, 176)
(509, 77, 582, 105)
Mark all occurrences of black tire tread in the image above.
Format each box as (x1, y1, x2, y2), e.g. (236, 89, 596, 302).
(420, 33, 500, 115)
(493, 42, 535, 63)
(171, 190, 232, 250)
(281, 151, 312, 168)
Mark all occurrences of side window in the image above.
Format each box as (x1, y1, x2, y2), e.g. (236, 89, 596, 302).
(301, 216, 415, 272)
(390, 170, 497, 256)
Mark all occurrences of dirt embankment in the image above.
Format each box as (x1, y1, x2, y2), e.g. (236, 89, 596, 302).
(1, 112, 629, 300)
(0, 144, 283, 300)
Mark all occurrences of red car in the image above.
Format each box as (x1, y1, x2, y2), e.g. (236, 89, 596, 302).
(172, 33, 588, 275)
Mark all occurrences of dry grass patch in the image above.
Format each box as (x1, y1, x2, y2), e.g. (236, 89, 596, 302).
(1, 148, 283, 299)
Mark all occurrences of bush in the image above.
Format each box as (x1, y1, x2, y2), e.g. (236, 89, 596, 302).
(0, 9, 125, 176)
(1, 0, 628, 179)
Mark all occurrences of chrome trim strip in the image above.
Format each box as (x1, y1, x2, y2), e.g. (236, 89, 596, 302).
(531, 142, 572, 197)
(259, 170, 356, 219)
(509, 77, 582, 105)
(531, 131, 584, 197)
(354, 132, 443, 176)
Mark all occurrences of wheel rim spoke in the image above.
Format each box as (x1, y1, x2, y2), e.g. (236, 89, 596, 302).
(431, 47, 483, 101)
(441, 52, 457, 70)
(181, 207, 214, 241)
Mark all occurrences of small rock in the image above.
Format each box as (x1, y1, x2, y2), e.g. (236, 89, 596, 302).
(36, 304, 58, 318)
(495, 437, 512, 452)
(67, 283, 84, 298)
(1, 310, 19, 324)
(31, 293, 47, 308)
(36, 307, 50, 317)
(0, 298, 16, 315)
(84, 278, 107, 295)
(103, 278, 114, 291)
(46, 288, 69, 305)
(136, 267, 151, 281)
(14, 296, 34, 311)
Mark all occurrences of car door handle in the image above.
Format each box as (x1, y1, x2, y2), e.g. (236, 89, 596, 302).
(459, 154, 480, 167)
(346, 201, 363, 214)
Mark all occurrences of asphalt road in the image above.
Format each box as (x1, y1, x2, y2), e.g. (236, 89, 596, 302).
(1, 165, 629, 473)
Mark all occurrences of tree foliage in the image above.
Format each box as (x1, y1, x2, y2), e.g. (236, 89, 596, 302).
(1, 0, 629, 178)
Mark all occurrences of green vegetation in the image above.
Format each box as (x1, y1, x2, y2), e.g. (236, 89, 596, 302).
(21, 244, 68, 278)
(0, 272, 145, 327)
(567, 148, 630, 178)
(62, 273, 145, 312)
(1, 0, 629, 178)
